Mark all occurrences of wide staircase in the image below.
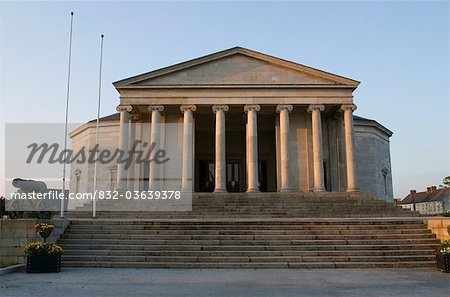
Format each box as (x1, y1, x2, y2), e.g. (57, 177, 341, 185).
(59, 193, 439, 268)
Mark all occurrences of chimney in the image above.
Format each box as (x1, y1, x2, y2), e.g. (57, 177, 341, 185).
(427, 187, 432, 193)
(431, 186, 437, 192)
(410, 190, 416, 195)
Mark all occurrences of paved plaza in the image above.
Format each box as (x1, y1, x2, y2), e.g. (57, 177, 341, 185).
(1, 268, 449, 297)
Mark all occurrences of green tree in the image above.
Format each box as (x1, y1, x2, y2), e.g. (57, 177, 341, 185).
(439, 176, 450, 188)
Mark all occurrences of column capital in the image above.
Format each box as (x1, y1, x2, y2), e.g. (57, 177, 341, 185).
(307, 104, 325, 113)
(340, 104, 357, 112)
(116, 105, 133, 113)
(244, 104, 261, 113)
(276, 104, 293, 113)
(180, 104, 197, 113)
(147, 105, 164, 113)
(212, 104, 229, 113)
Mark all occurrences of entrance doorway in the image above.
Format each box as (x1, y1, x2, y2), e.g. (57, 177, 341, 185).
(197, 160, 243, 192)
(194, 107, 277, 192)
(198, 160, 215, 192)
(227, 160, 242, 192)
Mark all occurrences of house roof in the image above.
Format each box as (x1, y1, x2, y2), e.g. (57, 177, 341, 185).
(353, 115, 393, 137)
(428, 187, 450, 202)
(113, 46, 360, 89)
(88, 113, 120, 123)
(399, 192, 431, 204)
(397, 187, 450, 204)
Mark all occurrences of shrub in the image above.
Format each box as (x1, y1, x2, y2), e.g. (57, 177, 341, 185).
(23, 242, 63, 256)
(443, 212, 450, 217)
(34, 223, 54, 233)
(439, 240, 450, 255)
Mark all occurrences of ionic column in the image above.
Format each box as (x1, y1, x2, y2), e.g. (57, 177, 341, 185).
(115, 105, 133, 191)
(212, 105, 229, 193)
(127, 112, 142, 191)
(341, 104, 358, 192)
(308, 104, 325, 192)
(244, 104, 261, 192)
(126, 114, 136, 191)
(148, 105, 164, 191)
(335, 111, 347, 191)
(276, 104, 293, 192)
(180, 105, 196, 192)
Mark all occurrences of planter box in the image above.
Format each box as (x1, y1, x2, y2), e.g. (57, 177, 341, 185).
(26, 255, 61, 273)
(436, 254, 450, 273)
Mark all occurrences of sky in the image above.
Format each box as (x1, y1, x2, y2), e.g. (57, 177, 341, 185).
(0, 1, 449, 198)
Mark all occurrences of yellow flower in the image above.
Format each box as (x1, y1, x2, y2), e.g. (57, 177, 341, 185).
(23, 242, 64, 256)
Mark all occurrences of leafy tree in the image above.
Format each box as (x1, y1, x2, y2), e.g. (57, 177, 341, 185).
(439, 176, 450, 188)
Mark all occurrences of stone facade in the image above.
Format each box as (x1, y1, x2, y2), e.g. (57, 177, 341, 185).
(68, 47, 394, 204)
(353, 116, 393, 201)
(0, 219, 68, 265)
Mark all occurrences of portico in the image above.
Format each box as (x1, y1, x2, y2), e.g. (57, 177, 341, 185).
(112, 47, 360, 194)
(114, 103, 357, 194)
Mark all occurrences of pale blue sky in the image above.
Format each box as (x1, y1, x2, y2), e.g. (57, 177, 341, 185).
(0, 1, 449, 197)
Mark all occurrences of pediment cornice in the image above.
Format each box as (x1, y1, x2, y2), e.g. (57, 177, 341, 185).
(113, 47, 360, 89)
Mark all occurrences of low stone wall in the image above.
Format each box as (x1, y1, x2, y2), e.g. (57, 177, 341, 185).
(0, 219, 69, 266)
(426, 218, 450, 243)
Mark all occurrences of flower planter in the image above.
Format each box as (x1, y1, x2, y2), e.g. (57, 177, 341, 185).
(26, 255, 61, 273)
(38, 230, 52, 241)
(436, 254, 450, 273)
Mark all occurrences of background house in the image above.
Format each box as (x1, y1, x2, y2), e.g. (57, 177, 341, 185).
(397, 186, 450, 215)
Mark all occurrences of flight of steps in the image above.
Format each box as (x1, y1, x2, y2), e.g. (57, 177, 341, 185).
(58, 193, 438, 268)
(68, 192, 419, 219)
(59, 218, 438, 268)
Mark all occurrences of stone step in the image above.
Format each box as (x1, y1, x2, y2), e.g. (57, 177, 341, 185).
(59, 233, 436, 240)
(69, 214, 416, 219)
(58, 243, 439, 251)
(61, 254, 435, 263)
(190, 204, 398, 209)
(62, 249, 435, 257)
(63, 228, 432, 235)
(61, 261, 436, 269)
(58, 238, 439, 246)
(66, 224, 426, 231)
(80, 207, 404, 213)
(68, 219, 425, 225)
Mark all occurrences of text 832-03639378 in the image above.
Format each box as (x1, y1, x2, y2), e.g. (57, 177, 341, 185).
(92, 190, 182, 200)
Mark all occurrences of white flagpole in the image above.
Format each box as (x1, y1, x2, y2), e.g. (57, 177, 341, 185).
(61, 12, 74, 218)
(93, 34, 104, 218)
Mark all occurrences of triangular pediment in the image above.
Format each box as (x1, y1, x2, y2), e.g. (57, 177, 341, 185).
(114, 47, 359, 88)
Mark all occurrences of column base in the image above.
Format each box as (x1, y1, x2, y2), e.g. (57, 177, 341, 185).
(279, 189, 293, 193)
(246, 188, 260, 193)
(313, 188, 326, 192)
(214, 189, 227, 193)
(346, 188, 359, 192)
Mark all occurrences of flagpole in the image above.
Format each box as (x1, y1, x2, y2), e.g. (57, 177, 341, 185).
(61, 12, 74, 218)
(93, 34, 104, 218)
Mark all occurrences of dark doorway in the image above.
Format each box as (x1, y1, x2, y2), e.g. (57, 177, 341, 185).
(257, 113, 277, 192)
(198, 160, 215, 192)
(258, 160, 268, 192)
(227, 160, 242, 192)
(194, 107, 277, 192)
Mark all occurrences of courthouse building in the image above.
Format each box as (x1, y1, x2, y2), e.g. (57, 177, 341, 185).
(69, 47, 393, 201)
